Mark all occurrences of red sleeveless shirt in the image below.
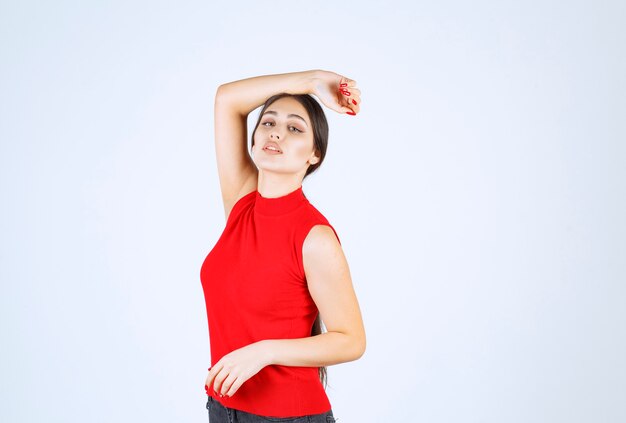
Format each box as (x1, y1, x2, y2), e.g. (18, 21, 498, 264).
(200, 185, 341, 417)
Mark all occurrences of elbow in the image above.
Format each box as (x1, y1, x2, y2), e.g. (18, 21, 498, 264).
(215, 82, 235, 99)
(358, 340, 366, 359)
(214, 84, 240, 113)
(215, 83, 235, 102)
(357, 328, 367, 358)
(333, 330, 366, 362)
(215, 84, 228, 103)
(352, 336, 366, 360)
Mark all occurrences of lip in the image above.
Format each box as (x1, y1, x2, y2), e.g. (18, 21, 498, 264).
(262, 141, 282, 154)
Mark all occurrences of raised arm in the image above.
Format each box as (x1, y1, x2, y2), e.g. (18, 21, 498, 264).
(213, 70, 320, 221)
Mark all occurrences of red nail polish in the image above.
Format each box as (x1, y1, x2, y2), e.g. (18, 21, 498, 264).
(340, 83, 347, 87)
(341, 90, 351, 96)
(346, 111, 356, 115)
(351, 99, 357, 105)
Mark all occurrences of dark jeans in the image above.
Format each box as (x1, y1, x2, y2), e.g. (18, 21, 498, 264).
(206, 395, 337, 423)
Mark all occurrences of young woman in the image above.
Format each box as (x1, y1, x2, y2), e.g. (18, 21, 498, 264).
(201, 69, 365, 423)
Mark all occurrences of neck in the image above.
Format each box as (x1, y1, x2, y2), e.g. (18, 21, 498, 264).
(256, 170, 304, 198)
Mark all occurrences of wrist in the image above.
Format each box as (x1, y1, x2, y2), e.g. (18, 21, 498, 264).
(298, 69, 320, 95)
(258, 339, 275, 366)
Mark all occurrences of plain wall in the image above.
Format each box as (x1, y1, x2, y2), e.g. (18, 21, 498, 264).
(1, 0, 624, 422)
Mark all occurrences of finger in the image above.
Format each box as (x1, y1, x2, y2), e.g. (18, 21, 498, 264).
(344, 94, 361, 109)
(339, 88, 361, 102)
(335, 88, 360, 114)
(221, 374, 239, 397)
(341, 87, 361, 96)
(340, 91, 361, 111)
(343, 100, 360, 115)
(205, 368, 212, 393)
(206, 366, 217, 386)
(213, 372, 226, 396)
(224, 377, 244, 398)
(207, 365, 223, 395)
(206, 368, 216, 392)
(218, 372, 237, 396)
(339, 75, 357, 88)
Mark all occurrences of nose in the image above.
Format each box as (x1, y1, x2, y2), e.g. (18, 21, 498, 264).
(270, 132, 280, 140)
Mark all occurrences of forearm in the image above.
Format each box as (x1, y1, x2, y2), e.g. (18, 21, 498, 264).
(215, 69, 319, 116)
(260, 332, 364, 368)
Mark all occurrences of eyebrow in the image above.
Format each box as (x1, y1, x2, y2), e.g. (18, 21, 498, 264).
(262, 110, 308, 127)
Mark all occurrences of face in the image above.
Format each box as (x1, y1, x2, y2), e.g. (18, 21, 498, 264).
(252, 97, 320, 176)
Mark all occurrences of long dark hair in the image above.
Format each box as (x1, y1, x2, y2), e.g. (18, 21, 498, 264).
(251, 93, 331, 389)
(251, 93, 329, 181)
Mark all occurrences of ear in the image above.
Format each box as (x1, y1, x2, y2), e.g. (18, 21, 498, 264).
(308, 149, 321, 165)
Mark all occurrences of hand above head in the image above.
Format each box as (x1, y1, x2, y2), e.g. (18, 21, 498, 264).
(310, 70, 361, 116)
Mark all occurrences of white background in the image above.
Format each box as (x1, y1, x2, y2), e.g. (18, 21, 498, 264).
(1, 1, 624, 422)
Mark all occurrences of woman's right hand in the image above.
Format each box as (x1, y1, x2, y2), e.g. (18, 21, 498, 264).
(310, 70, 361, 116)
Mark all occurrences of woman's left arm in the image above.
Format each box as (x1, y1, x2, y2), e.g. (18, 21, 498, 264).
(207, 226, 366, 397)
(261, 225, 367, 367)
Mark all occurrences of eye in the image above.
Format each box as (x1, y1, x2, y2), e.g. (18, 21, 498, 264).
(261, 121, 303, 133)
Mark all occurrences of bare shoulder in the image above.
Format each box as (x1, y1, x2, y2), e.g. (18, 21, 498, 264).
(303, 224, 344, 268)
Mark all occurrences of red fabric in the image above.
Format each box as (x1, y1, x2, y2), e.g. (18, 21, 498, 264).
(200, 185, 340, 417)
